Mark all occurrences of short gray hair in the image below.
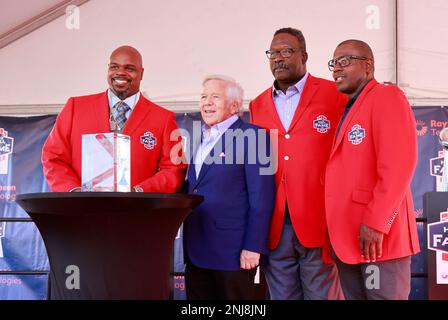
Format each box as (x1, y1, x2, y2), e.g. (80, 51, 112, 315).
(274, 27, 306, 51)
(202, 74, 244, 111)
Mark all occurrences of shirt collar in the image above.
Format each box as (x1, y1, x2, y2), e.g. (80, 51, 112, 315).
(272, 72, 309, 97)
(108, 89, 140, 110)
(202, 114, 239, 138)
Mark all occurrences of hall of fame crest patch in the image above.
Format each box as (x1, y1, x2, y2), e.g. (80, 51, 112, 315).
(140, 131, 157, 150)
(348, 124, 366, 145)
(313, 115, 330, 134)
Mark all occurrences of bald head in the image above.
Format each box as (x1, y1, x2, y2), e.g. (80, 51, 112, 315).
(334, 39, 374, 75)
(107, 45, 144, 100)
(110, 45, 143, 68)
(337, 39, 374, 61)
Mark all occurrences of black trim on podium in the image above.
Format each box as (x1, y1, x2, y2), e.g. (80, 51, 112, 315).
(15, 192, 203, 300)
(423, 192, 448, 300)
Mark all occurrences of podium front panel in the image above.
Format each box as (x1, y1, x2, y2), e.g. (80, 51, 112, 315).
(15, 192, 203, 300)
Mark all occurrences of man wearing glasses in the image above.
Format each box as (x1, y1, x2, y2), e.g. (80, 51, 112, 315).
(325, 39, 420, 299)
(249, 27, 346, 300)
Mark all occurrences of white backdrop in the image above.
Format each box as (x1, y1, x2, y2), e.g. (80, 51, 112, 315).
(0, 0, 446, 114)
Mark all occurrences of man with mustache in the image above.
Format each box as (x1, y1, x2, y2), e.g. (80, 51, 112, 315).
(325, 40, 419, 299)
(249, 28, 346, 299)
(42, 45, 186, 193)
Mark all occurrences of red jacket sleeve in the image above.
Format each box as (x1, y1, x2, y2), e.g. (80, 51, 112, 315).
(361, 87, 417, 234)
(42, 97, 81, 192)
(138, 112, 187, 193)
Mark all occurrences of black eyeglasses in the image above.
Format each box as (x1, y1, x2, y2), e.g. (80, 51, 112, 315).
(265, 48, 301, 59)
(328, 55, 369, 71)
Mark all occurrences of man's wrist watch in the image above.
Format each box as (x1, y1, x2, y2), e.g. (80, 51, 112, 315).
(133, 186, 144, 192)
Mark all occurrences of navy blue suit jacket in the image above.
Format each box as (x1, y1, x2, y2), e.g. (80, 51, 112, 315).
(183, 118, 275, 271)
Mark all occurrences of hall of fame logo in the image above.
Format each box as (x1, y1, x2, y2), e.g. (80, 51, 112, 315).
(348, 124, 366, 145)
(0, 128, 14, 175)
(313, 115, 330, 134)
(140, 131, 157, 150)
(427, 209, 448, 284)
(430, 150, 446, 191)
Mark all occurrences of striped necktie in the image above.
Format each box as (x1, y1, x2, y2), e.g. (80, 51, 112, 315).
(112, 101, 130, 131)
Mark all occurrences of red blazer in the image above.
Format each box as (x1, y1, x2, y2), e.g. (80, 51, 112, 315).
(325, 80, 420, 264)
(249, 75, 346, 250)
(42, 91, 187, 192)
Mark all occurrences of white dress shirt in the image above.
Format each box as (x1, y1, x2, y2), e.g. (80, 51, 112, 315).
(194, 115, 239, 178)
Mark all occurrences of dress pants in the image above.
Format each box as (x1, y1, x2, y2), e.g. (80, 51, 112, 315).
(262, 206, 343, 300)
(185, 262, 258, 300)
(333, 253, 411, 300)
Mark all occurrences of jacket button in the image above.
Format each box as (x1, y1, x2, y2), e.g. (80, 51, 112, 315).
(193, 189, 198, 193)
(284, 155, 289, 161)
(285, 134, 290, 139)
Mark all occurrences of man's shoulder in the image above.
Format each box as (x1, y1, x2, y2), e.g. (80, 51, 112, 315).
(251, 75, 339, 102)
(306, 74, 339, 90)
(372, 81, 405, 95)
(238, 119, 264, 131)
(70, 91, 106, 102)
(369, 81, 409, 110)
(60, 92, 106, 113)
(138, 96, 175, 118)
(251, 87, 273, 104)
(359, 81, 405, 104)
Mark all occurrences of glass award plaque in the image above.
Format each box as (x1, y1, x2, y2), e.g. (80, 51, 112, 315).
(81, 133, 131, 192)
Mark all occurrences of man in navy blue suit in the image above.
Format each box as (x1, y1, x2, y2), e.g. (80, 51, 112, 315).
(183, 75, 275, 300)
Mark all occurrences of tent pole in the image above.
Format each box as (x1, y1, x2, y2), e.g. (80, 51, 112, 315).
(394, 0, 399, 85)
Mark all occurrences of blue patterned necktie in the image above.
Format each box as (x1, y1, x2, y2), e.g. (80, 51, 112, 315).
(112, 101, 130, 131)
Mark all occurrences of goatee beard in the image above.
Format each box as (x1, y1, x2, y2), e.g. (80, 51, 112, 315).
(111, 88, 129, 100)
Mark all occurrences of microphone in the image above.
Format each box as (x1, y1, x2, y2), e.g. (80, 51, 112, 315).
(439, 127, 448, 191)
(439, 127, 448, 149)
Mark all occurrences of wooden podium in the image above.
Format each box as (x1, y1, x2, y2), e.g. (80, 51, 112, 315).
(15, 192, 203, 300)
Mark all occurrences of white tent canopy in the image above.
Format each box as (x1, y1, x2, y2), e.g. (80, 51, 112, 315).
(0, 0, 447, 115)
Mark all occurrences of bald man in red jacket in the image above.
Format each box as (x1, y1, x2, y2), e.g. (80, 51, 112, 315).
(42, 46, 186, 193)
(325, 40, 419, 299)
(250, 28, 346, 300)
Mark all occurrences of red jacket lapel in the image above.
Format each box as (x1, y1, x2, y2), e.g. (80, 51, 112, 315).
(331, 79, 378, 156)
(287, 74, 318, 132)
(264, 88, 287, 134)
(123, 95, 153, 136)
(94, 91, 111, 132)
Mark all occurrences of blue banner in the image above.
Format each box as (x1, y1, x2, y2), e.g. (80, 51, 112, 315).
(0, 115, 55, 300)
(1, 107, 445, 300)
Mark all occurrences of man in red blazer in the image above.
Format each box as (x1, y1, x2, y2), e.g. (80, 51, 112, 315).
(42, 46, 186, 193)
(325, 40, 420, 299)
(249, 28, 346, 299)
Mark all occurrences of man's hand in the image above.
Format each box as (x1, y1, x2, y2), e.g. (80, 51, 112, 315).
(359, 224, 384, 262)
(240, 250, 260, 270)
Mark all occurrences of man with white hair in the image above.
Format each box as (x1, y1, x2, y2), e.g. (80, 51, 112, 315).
(183, 75, 275, 299)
